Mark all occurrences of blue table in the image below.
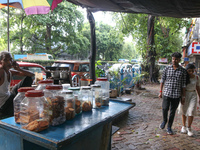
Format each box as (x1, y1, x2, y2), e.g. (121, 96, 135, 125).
(0, 100, 135, 150)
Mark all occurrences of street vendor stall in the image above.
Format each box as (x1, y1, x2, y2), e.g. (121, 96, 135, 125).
(0, 100, 135, 150)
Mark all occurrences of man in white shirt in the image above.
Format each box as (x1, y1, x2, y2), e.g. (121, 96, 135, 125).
(0, 51, 34, 119)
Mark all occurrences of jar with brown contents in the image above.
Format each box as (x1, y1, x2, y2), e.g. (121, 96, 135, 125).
(80, 86, 93, 112)
(14, 87, 35, 124)
(20, 90, 50, 132)
(44, 85, 66, 126)
(60, 90, 75, 120)
(68, 87, 82, 115)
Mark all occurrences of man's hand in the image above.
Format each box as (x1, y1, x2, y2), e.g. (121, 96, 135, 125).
(12, 61, 20, 70)
(158, 92, 162, 99)
(181, 97, 185, 105)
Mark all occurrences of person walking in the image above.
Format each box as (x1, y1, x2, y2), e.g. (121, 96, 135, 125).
(158, 52, 187, 135)
(0, 51, 34, 119)
(178, 63, 200, 136)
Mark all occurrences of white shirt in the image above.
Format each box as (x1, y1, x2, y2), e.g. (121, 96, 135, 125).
(0, 70, 11, 108)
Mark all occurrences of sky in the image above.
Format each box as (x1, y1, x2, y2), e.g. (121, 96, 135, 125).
(78, 7, 116, 26)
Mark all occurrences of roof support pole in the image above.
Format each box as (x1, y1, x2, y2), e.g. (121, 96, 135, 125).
(7, 0, 10, 52)
(87, 9, 96, 84)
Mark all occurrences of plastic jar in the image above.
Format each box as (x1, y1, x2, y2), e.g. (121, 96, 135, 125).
(14, 87, 35, 123)
(62, 83, 71, 90)
(60, 90, 75, 120)
(91, 84, 102, 109)
(95, 77, 110, 106)
(35, 79, 54, 91)
(44, 85, 66, 126)
(80, 86, 93, 112)
(68, 87, 82, 114)
(20, 90, 50, 132)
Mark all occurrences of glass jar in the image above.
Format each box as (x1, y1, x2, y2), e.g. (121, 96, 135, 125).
(60, 90, 75, 120)
(20, 90, 50, 132)
(35, 79, 54, 91)
(44, 85, 66, 126)
(80, 86, 93, 112)
(14, 87, 35, 123)
(68, 87, 82, 115)
(62, 83, 71, 90)
(91, 84, 102, 109)
(95, 77, 110, 105)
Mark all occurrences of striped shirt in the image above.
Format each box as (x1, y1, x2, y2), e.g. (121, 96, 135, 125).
(160, 65, 186, 98)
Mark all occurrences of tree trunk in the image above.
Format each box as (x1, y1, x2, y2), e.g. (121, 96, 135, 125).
(147, 15, 158, 82)
(45, 23, 51, 53)
(87, 10, 96, 84)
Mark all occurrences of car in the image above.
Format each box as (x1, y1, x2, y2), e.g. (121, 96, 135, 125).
(10, 61, 46, 87)
(52, 60, 90, 86)
(107, 63, 132, 73)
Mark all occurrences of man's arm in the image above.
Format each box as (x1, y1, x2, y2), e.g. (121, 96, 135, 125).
(158, 82, 164, 98)
(10, 61, 34, 77)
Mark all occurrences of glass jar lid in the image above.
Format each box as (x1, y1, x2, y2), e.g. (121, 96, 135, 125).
(60, 90, 73, 94)
(91, 84, 101, 88)
(68, 87, 80, 91)
(25, 90, 44, 97)
(38, 79, 53, 84)
(81, 86, 91, 90)
(18, 87, 35, 93)
(46, 85, 63, 90)
(96, 77, 108, 81)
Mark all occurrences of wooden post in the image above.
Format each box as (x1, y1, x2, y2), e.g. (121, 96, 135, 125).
(7, 0, 10, 52)
(87, 9, 96, 84)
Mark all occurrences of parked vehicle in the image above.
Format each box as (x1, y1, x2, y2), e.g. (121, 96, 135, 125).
(14, 53, 54, 60)
(52, 60, 90, 86)
(11, 61, 46, 87)
(118, 59, 129, 63)
(107, 63, 132, 73)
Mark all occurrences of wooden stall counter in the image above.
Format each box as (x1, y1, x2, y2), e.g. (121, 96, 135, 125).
(0, 100, 135, 150)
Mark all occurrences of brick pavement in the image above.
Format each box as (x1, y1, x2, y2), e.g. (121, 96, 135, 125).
(111, 83, 200, 150)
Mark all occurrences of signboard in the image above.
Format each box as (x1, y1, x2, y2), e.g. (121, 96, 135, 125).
(158, 58, 168, 63)
(188, 42, 200, 56)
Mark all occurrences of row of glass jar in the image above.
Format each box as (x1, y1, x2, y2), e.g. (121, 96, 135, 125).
(13, 79, 110, 132)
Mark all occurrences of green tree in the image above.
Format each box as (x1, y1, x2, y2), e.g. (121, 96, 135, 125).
(114, 13, 187, 81)
(0, 1, 84, 57)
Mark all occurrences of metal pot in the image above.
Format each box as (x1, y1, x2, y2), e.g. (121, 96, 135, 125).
(60, 71, 68, 79)
(51, 70, 60, 78)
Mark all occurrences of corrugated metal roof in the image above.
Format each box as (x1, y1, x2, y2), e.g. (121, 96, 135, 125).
(67, 0, 200, 18)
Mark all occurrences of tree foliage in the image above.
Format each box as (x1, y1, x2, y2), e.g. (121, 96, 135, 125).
(114, 13, 187, 62)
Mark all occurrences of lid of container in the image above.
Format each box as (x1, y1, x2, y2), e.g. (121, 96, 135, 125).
(45, 85, 63, 90)
(60, 90, 73, 94)
(68, 87, 80, 91)
(25, 90, 44, 97)
(96, 77, 108, 81)
(18, 87, 35, 93)
(38, 79, 53, 84)
(91, 84, 101, 88)
(81, 86, 91, 90)
(80, 78, 93, 81)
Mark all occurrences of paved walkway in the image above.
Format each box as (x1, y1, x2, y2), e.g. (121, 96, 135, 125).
(111, 83, 200, 150)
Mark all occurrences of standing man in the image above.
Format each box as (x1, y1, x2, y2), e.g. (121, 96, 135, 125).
(158, 52, 187, 135)
(0, 51, 34, 119)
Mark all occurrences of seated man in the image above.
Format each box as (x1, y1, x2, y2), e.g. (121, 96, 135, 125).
(0, 51, 35, 119)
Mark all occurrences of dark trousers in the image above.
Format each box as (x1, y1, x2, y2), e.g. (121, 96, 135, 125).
(162, 96, 180, 128)
(0, 76, 33, 119)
